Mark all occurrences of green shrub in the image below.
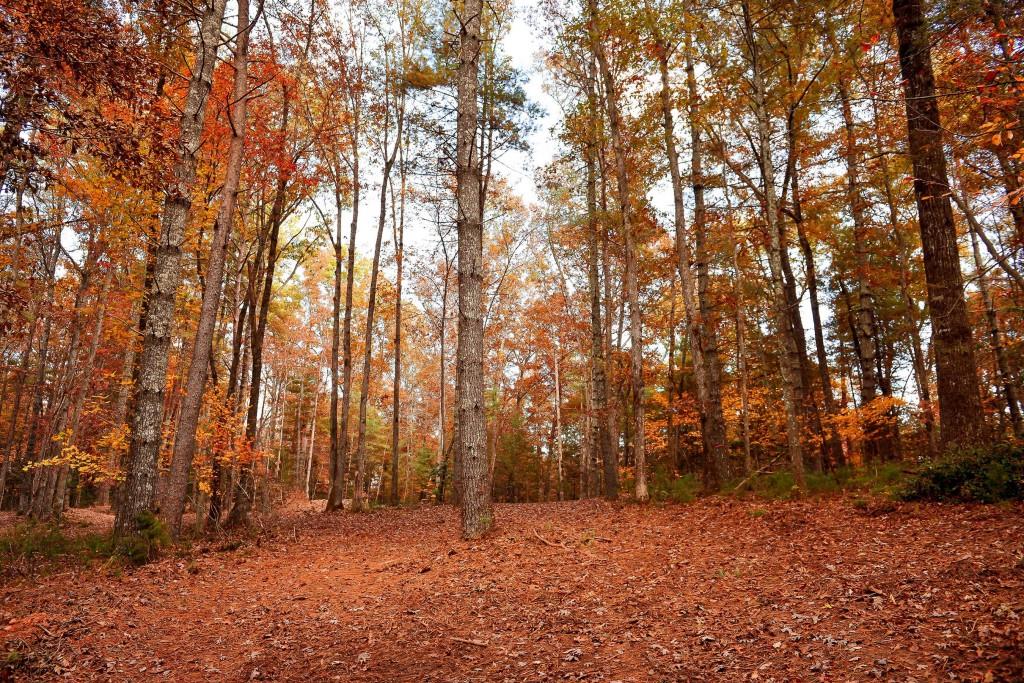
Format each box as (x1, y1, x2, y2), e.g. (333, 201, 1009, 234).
(115, 510, 170, 564)
(0, 523, 111, 577)
(0, 523, 72, 564)
(650, 466, 700, 504)
(898, 444, 1024, 503)
(748, 470, 798, 499)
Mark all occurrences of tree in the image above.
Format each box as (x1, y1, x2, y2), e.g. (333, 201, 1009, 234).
(115, 0, 229, 537)
(588, 0, 647, 501)
(892, 0, 983, 449)
(160, 0, 256, 536)
(455, 0, 493, 538)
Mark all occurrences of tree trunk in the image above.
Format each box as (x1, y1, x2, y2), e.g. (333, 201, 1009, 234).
(683, 37, 728, 486)
(892, 0, 984, 449)
(228, 91, 291, 526)
(553, 343, 564, 501)
(455, 0, 493, 538)
(590, 0, 646, 501)
(160, 0, 252, 535)
(435, 259, 450, 503)
(837, 78, 889, 461)
(306, 378, 320, 498)
(327, 190, 344, 509)
(115, 0, 228, 537)
(732, 241, 753, 474)
(18, 237, 58, 515)
(583, 60, 617, 501)
(390, 133, 407, 506)
(741, 0, 805, 490)
(969, 212, 1022, 435)
(326, 116, 361, 512)
(352, 91, 403, 512)
(869, 94, 937, 455)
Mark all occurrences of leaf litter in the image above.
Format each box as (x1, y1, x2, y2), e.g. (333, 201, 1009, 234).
(1, 498, 1022, 681)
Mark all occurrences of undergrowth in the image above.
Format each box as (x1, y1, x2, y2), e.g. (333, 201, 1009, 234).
(650, 467, 701, 503)
(1, 510, 172, 579)
(727, 462, 909, 501)
(898, 444, 1023, 503)
(0, 523, 111, 579)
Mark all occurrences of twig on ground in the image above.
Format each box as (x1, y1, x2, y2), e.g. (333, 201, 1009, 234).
(733, 454, 784, 492)
(533, 528, 569, 550)
(450, 636, 489, 647)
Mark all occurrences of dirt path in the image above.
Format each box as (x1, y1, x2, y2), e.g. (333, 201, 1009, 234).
(2, 499, 1023, 681)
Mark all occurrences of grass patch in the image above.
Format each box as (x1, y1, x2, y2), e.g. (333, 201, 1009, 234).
(0, 522, 112, 578)
(728, 462, 913, 500)
(1, 510, 172, 579)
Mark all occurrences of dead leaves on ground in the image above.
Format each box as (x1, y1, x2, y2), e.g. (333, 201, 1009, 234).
(2, 498, 1023, 681)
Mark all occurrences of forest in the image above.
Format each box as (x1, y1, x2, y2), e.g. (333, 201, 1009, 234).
(1, 0, 1023, 679)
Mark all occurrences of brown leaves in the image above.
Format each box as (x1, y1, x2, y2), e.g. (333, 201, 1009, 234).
(3, 499, 1024, 681)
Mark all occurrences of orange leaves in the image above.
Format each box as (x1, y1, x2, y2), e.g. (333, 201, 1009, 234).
(825, 397, 906, 463)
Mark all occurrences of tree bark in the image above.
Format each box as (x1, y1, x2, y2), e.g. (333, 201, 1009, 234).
(326, 112, 361, 512)
(583, 59, 617, 501)
(683, 36, 728, 486)
(590, 0, 646, 501)
(969, 210, 1022, 435)
(228, 90, 291, 526)
(351, 73, 404, 512)
(160, 0, 252, 535)
(837, 77, 889, 460)
(455, 0, 493, 538)
(741, 0, 805, 490)
(115, 0, 228, 537)
(390, 129, 407, 506)
(892, 0, 984, 449)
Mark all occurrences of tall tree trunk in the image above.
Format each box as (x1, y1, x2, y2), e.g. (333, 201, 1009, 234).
(390, 134, 407, 506)
(0, 325, 34, 510)
(160, 0, 252, 535)
(0, 183, 36, 509)
(683, 36, 728, 486)
(732, 241, 753, 474)
(18, 237, 58, 514)
(326, 115, 361, 512)
(741, 0, 805, 490)
(590, 0, 646, 501)
(435, 259, 450, 503)
(666, 276, 677, 472)
(352, 91, 403, 512)
(837, 78, 888, 460)
(584, 60, 616, 501)
(306, 378, 320, 498)
(869, 94, 937, 455)
(228, 92, 291, 526)
(892, 0, 984, 449)
(969, 212, 1022, 435)
(785, 102, 842, 469)
(115, 0, 228, 537)
(455, 0, 493, 537)
(552, 342, 564, 501)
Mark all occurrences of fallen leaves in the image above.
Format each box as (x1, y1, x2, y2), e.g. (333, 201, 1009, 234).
(1, 498, 1023, 681)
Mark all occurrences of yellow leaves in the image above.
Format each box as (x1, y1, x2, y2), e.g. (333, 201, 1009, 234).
(25, 430, 124, 483)
(402, 63, 447, 90)
(95, 423, 130, 454)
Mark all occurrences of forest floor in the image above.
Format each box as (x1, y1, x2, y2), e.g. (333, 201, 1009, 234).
(2, 497, 1023, 682)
